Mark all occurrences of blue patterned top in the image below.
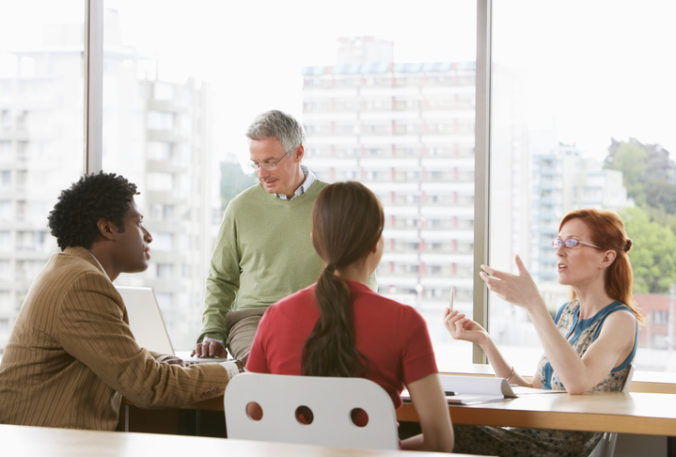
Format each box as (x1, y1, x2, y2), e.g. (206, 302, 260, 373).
(536, 299, 638, 391)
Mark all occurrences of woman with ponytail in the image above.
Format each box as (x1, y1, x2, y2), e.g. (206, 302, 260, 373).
(246, 181, 454, 452)
(446, 209, 641, 457)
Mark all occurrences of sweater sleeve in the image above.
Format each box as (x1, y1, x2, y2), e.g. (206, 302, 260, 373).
(56, 273, 229, 408)
(198, 201, 241, 342)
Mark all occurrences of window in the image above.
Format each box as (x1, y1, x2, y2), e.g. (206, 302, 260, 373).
(489, 0, 676, 373)
(99, 0, 476, 358)
(4, 1, 675, 380)
(0, 1, 83, 353)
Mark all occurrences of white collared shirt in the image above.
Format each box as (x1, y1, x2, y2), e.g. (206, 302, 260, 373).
(275, 165, 317, 201)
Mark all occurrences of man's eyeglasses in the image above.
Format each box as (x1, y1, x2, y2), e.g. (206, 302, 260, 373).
(552, 238, 601, 250)
(248, 151, 290, 171)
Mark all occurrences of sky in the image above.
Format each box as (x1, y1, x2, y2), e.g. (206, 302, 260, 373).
(492, 0, 676, 159)
(1, 0, 675, 163)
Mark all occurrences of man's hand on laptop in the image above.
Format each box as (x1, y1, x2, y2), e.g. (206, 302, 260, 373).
(192, 338, 227, 358)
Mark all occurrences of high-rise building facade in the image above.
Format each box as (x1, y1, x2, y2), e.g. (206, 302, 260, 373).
(0, 40, 215, 351)
(302, 38, 477, 341)
(0, 46, 82, 350)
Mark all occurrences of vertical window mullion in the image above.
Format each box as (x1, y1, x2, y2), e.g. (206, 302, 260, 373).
(83, 0, 103, 174)
(472, 0, 492, 364)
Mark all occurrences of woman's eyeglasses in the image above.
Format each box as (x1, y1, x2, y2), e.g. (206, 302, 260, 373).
(552, 238, 601, 250)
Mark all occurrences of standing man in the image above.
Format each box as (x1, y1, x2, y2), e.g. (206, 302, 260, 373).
(193, 110, 329, 361)
(0, 172, 239, 430)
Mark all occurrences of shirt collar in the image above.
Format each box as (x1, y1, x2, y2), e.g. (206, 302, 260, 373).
(275, 165, 316, 200)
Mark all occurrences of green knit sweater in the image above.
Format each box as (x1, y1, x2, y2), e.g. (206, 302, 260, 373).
(198, 181, 328, 342)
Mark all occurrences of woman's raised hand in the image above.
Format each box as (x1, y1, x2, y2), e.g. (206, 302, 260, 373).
(443, 308, 487, 345)
(479, 255, 543, 312)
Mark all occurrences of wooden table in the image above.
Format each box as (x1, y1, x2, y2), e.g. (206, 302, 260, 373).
(0, 424, 472, 457)
(123, 390, 676, 437)
(398, 391, 676, 437)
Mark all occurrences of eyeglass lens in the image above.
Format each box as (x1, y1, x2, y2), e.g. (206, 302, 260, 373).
(552, 238, 579, 249)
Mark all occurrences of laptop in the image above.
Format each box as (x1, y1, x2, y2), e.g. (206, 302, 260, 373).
(116, 285, 229, 363)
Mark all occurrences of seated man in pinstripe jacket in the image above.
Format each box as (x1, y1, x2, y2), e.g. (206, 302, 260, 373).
(0, 172, 239, 430)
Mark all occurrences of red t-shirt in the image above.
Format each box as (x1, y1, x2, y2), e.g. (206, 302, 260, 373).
(246, 280, 438, 408)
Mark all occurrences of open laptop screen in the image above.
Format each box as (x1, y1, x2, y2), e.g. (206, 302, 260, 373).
(116, 285, 229, 363)
(116, 285, 175, 355)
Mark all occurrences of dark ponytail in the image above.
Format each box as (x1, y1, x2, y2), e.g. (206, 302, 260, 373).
(301, 182, 384, 377)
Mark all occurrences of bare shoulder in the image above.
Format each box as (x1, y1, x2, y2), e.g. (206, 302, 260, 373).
(599, 308, 637, 340)
(606, 307, 637, 326)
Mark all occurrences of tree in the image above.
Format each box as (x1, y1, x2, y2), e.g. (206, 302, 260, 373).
(621, 206, 676, 294)
(605, 138, 676, 233)
(606, 140, 676, 293)
(605, 138, 648, 204)
(220, 161, 256, 210)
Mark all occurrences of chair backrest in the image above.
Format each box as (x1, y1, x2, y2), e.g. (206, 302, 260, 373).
(588, 364, 634, 457)
(224, 373, 398, 450)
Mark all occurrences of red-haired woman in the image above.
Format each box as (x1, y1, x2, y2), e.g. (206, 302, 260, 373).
(445, 209, 640, 457)
(247, 181, 454, 452)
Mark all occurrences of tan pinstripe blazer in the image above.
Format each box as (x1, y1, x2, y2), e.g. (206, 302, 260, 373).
(0, 247, 229, 430)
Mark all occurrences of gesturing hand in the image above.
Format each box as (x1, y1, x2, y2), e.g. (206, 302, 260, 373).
(443, 308, 488, 345)
(479, 255, 543, 312)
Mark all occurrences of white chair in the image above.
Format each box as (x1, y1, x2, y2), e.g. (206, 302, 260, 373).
(588, 365, 635, 457)
(223, 372, 398, 450)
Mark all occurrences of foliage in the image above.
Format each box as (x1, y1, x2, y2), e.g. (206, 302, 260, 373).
(605, 138, 676, 293)
(621, 206, 676, 294)
(220, 161, 256, 210)
(605, 138, 676, 222)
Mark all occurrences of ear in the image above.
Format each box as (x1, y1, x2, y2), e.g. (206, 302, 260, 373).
(371, 234, 382, 254)
(293, 144, 304, 162)
(96, 217, 118, 242)
(600, 249, 616, 269)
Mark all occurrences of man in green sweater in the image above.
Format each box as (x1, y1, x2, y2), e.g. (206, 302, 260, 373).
(192, 110, 327, 362)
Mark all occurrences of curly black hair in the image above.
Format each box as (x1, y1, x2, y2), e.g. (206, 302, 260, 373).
(48, 172, 139, 250)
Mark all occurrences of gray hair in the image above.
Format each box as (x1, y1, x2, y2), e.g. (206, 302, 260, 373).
(246, 110, 305, 154)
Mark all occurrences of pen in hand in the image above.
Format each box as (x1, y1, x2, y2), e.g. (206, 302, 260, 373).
(448, 286, 455, 313)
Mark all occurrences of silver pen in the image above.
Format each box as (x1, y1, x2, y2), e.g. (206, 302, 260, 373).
(449, 286, 455, 312)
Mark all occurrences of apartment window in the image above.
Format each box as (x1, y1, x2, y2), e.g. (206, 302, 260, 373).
(489, 0, 676, 374)
(147, 112, 174, 130)
(156, 264, 174, 279)
(0, 231, 10, 251)
(16, 231, 46, 251)
(0, 260, 10, 278)
(153, 233, 173, 251)
(0, 141, 12, 162)
(0, 170, 10, 188)
(147, 142, 174, 160)
(147, 173, 173, 191)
